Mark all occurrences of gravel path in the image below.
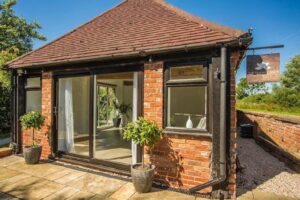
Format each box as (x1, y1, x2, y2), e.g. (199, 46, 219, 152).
(237, 133, 300, 199)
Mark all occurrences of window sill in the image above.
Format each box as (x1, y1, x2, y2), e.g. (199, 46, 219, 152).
(163, 129, 212, 138)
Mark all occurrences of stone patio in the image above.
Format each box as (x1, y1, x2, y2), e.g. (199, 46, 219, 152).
(0, 156, 201, 200)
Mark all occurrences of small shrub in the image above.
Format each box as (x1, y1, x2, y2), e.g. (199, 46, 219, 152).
(123, 117, 162, 168)
(20, 111, 45, 146)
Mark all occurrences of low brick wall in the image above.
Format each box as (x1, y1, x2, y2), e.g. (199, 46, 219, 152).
(237, 110, 300, 171)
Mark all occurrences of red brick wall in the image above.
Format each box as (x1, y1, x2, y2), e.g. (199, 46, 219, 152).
(143, 61, 212, 192)
(228, 51, 241, 199)
(22, 72, 52, 159)
(237, 111, 300, 160)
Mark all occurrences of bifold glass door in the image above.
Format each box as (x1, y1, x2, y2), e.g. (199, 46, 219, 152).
(56, 72, 139, 166)
(93, 72, 138, 165)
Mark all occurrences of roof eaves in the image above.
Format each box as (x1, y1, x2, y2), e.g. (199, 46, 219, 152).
(9, 39, 241, 69)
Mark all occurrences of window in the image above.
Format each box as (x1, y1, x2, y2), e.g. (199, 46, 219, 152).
(96, 83, 117, 128)
(165, 63, 208, 132)
(25, 77, 41, 112)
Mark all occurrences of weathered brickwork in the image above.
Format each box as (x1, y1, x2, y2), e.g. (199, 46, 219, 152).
(22, 72, 52, 159)
(144, 62, 164, 128)
(143, 61, 212, 193)
(237, 111, 300, 160)
(228, 51, 242, 199)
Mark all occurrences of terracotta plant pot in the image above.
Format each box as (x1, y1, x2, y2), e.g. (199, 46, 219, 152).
(131, 163, 155, 193)
(23, 145, 42, 164)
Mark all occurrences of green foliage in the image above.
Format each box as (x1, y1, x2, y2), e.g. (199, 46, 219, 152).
(97, 86, 116, 124)
(237, 78, 268, 100)
(123, 117, 162, 148)
(273, 86, 300, 108)
(114, 101, 132, 116)
(0, 0, 46, 55)
(123, 117, 162, 167)
(281, 55, 300, 92)
(20, 111, 45, 146)
(20, 111, 45, 131)
(0, 0, 45, 137)
(0, 83, 11, 134)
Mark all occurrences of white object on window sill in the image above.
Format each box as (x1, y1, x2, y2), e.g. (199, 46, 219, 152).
(197, 116, 206, 130)
(186, 115, 193, 128)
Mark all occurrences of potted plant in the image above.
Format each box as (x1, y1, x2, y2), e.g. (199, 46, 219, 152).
(113, 114, 121, 127)
(114, 101, 132, 127)
(20, 111, 45, 164)
(123, 117, 162, 193)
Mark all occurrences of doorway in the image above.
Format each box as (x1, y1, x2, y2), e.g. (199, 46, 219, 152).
(55, 70, 142, 170)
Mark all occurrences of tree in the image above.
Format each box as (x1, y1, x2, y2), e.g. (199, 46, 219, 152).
(20, 111, 45, 146)
(237, 77, 268, 99)
(272, 54, 300, 108)
(0, 0, 46, 55)
(281, 54, 300, 92)
(123, 118, 161, 168)
(0, 0, 46, 135)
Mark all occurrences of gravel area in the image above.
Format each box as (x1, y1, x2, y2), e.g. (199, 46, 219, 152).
(237, 132, 300, 199)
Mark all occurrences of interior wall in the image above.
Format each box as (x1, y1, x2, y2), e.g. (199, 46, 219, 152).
(72, 77, 90, 135)
(98, 78, 134, 122)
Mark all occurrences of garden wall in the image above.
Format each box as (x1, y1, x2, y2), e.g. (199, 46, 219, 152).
(237, 110, 300, 172)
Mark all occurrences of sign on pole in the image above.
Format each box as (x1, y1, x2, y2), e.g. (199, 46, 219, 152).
(246, 53, 280, 83)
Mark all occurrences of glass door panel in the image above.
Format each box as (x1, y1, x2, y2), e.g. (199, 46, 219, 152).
(93, 72, 138, 165)
(97, 84, 116, 128)
(57, 76, 90, 156)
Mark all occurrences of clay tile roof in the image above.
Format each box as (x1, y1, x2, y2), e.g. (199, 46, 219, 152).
(7, 0, 247, 68)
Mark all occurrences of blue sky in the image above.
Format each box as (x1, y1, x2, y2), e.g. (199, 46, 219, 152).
(14, 0, 300, 81)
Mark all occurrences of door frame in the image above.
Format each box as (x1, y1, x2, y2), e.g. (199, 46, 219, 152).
(52, 65, 144, 171)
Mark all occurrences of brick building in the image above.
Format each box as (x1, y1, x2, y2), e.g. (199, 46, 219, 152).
(7, 0, 252, 198)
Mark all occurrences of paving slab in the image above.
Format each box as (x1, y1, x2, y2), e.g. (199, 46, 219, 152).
(0, 156, 208, 200)
(0, 168, 21, 182)
(66, 191, 96, 200)
(43, 186, 79, 200)
(0, 176, 42, 193)
(0, 192, 19, 200)
(109, 182, 136, 200)
(66, 173, 126, 197)
(0, 156, 23, 167)
(54, 171, 87, 184)
(130, 188, 195, 200)
(43, 168, 75, 181)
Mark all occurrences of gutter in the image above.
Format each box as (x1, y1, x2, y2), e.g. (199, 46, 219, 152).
(189, 45, 227, 193)
(6, 37, 250, 69)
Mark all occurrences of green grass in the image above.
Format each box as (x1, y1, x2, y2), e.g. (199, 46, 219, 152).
(237, 101, 300, 117)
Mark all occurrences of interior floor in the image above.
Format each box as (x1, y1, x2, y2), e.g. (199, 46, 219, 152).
(73, 128, 132, 165)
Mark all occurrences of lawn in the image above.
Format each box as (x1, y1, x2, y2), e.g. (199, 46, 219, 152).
(237, 101, 300, 118)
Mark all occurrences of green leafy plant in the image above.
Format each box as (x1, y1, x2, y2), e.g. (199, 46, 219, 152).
(123, 117, 162, 168)
(20, 111, 45, 147)
(0, 0, 46, 138)
(114, 101, 132, 117)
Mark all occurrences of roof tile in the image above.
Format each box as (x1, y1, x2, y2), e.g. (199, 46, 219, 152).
(8, 0, 246, 68)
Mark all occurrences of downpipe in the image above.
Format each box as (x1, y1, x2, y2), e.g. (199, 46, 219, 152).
(189, 45, 227, 193)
